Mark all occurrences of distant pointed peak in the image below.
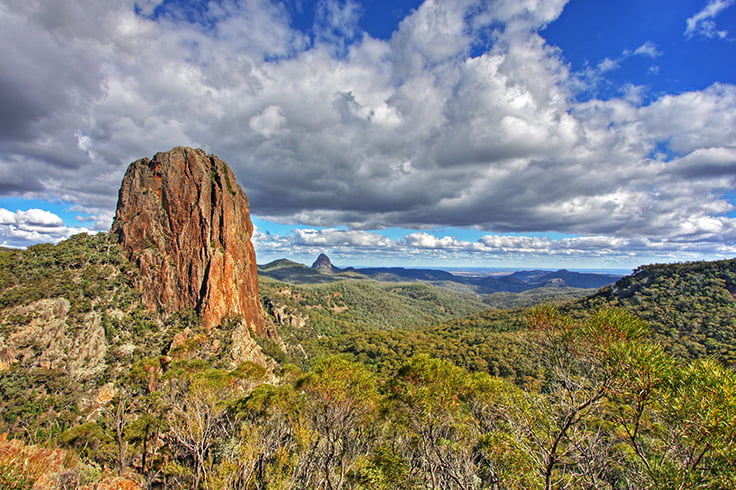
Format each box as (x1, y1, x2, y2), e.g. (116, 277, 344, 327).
(312, 253, 337, 272)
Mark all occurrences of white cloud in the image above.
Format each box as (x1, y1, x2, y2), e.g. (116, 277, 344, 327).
(253, 228, 736, 268)
(685, 0, 734, 39)
(249, 105, 287, 137)
(404, 232, 463, 249)
(0, 208, 15, 225)
(15, 209, 64, 228)
(293, 228, 394, 248)
(0, 208, 89, 248)
(390, 0, 476, 78)
(574, 41, 661, 95)
(638, 84, 736, 154)
(632, 41, 661, 58)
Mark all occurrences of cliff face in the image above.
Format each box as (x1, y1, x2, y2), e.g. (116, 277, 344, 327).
(112, 147, 266, 335)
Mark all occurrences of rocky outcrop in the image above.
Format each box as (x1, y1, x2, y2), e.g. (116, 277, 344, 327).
(311, 253, 340, 273)
(263, 297, 308, 329)
(112, 147, 267, 335)
(0, 298, 107, 378)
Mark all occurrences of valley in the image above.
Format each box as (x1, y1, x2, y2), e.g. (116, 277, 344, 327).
(0, 148, 734, 489)
(2, 232, 735, 489)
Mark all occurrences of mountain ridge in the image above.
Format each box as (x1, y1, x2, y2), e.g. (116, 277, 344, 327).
(260, 253, 622, 293)
(574, 258, 736, 364)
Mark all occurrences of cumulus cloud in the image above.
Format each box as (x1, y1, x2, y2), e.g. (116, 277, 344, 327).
(253, 227, 736, 268)
(249, 105, 287, 137)
(293, 228, 394, 248)
(685, 0, 734, 39)
(0, 0, 735, 261)
(632, 41, 661, 58)
(405, 232, 464, 249)
(0, 208, 89, 248)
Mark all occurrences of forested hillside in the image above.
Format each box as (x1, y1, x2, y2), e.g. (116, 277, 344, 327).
(309, 259, 736, 379)
(1, 236, 735, 488)
(577, 259, 736, 365)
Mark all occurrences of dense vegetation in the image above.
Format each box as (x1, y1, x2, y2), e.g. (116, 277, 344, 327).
(260, 276, 489, 331)
(4, 308, 735, 489)
(314, 310, 536, 382)
(577, 259, 736, 365)
(1, 236, 735, 488)
(0, 233, 130, 309)
(258, 276, 590, 374)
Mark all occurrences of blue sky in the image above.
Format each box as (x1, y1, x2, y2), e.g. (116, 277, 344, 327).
(544, 0, 736, 100)
(1, 0, 735, 269)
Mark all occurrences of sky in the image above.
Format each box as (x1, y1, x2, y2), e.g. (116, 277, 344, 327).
(1, 0, 735, 270)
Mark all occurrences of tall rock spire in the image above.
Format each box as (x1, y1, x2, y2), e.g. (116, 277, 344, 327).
(112, 147, 266, 335)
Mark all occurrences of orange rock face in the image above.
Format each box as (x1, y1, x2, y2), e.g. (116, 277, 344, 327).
(112, 147, 266, 335)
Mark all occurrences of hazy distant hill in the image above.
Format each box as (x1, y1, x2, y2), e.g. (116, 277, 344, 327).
(520, 269, 622, 288)
(258, 254, 622, 296)
(349, 266, 460, 283)
(258, 258, 365, 283)
(472, 274, 530, 293)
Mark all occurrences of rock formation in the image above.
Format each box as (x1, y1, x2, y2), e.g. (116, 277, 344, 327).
(112, 147, 267, 335)
(1, 298, 107, 378)
(311, 253, 340, 273)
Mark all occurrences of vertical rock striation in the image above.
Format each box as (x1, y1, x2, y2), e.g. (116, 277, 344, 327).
(112, 147, 267, 335)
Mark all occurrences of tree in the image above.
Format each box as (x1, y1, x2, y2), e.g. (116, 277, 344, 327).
(390, 355, 496, 489)
(235, 383, 311, 489)
(294, 356, 380, 490)
(659, 358, 736, 487)
(517, 307, 649, 489)
(161, 360, 238, 489)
